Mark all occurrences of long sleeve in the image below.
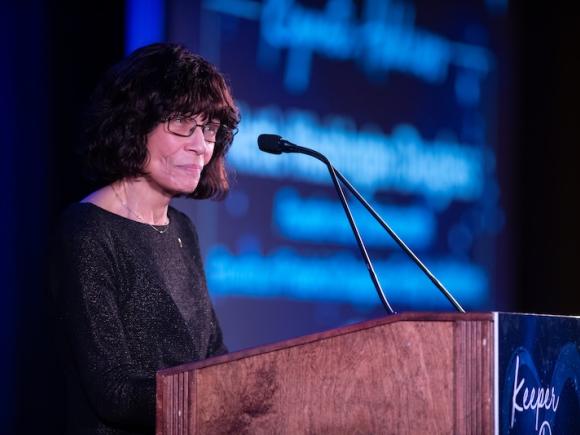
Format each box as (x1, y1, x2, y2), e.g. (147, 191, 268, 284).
(207, 305, 228, 357)
(53, 204, 226, 435)
(55, 224, 156, 431)
(185, 217, 228, 358)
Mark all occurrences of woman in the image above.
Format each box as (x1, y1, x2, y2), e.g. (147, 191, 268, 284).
(52, 43, 239, 434)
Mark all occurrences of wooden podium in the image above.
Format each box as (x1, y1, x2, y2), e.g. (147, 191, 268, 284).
(157, 311, 580, 434)
(156, 312, 494, 434)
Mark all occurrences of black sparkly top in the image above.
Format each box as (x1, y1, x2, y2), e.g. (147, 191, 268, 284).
(52, 203, 227, 435)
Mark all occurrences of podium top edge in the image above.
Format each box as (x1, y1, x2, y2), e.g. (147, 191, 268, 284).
(494, 311, 580, 319)
(158, 311, 580, 377)
(158, 311, 496, 377)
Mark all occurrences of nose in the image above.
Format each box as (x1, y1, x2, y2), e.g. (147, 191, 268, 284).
(185, 126, 208, 154)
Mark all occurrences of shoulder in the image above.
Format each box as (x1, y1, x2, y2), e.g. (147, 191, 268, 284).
(59, 203, 112, 234)
(168, 206, 197, 233)
(168, 205, 190, 223)
(56, 203, 122, 254)
(52, 204, 124, 281)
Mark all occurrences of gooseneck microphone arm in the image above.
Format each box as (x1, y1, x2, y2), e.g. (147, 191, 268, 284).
(257, 134, 466, 313)
(258, 134, 395, 314)
(332, 167, 465, 313)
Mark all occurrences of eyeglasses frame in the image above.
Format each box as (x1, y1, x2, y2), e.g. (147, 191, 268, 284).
(165, 117, 237, 143)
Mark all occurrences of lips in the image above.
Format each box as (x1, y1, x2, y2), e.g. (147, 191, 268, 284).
(176, 164, 203, 174)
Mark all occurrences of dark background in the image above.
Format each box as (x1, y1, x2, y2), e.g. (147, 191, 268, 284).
(1, 1, 578, 433)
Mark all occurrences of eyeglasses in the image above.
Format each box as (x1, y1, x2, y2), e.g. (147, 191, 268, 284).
(166, 117, 235, 143)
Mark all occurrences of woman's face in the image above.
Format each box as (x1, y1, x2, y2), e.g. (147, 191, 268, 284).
(143, 116, 216, 195)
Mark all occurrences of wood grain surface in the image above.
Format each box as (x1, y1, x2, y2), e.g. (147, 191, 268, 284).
(157, 312, 494, 435)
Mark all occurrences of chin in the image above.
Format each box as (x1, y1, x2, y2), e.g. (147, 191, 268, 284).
(159, 184, 197, 197)
(175, 183, 200, 196)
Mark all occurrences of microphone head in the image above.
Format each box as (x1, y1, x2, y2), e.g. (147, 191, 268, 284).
(258, 134, 284, 154)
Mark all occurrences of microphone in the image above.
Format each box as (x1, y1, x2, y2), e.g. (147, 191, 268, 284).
(258, 134, 311, 156)
(259, 134, 395, 314)
(257, 133, 466, 314)
(259, 134, 336, 164)
(257, 134, 287, 154)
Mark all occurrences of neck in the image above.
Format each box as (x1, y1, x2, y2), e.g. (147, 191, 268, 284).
(112, 178, 171, 225)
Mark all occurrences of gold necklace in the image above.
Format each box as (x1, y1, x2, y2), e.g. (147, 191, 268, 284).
(112, 185, 170, 234)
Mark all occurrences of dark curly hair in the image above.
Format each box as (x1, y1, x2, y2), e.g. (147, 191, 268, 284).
(84, 42, 240, 200)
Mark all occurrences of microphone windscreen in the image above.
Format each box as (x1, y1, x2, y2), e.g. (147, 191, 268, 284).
(257, 134, 284, 154)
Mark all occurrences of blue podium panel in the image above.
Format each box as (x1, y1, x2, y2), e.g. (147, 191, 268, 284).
(496, 312, 580, 435)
